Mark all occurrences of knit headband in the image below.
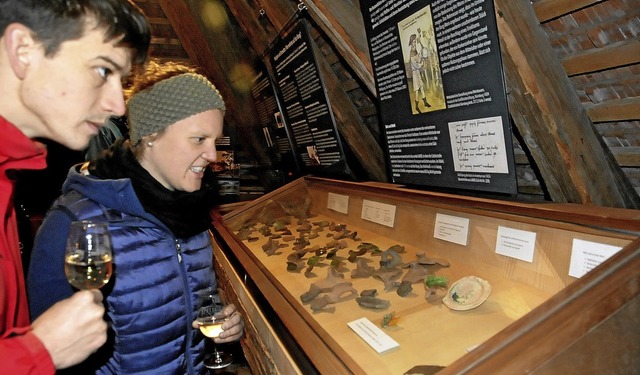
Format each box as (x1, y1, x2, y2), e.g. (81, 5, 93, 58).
(127, 73, 226, 145)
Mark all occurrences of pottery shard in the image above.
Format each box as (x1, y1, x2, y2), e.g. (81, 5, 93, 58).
(396, 280, 413, 297)
(315, 267, 349, 291)
(351, 258, 375, 278)
(356, 296, 391, 310)
(310, 295, 335, 312)
(379, 249, 403, 268)
(300, 283, 322, 303)
(360, 289, 377, 297)
(373, 267, 403, 291)
(324, 283, 358, 304)
(262, 238, 281, 255)
(402, 266, 430, 284)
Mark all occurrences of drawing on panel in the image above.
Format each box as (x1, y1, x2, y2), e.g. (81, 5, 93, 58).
(399, 5, 445, 115)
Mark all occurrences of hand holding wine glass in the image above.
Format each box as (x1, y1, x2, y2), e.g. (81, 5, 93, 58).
(196, 287, 233, 369)
(65, 220, 113, 290)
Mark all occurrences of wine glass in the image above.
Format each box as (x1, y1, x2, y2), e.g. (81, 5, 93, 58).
(64, 220, 113, 290)
(196, 287, 233, 369)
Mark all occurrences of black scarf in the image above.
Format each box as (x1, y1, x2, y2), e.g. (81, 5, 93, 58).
(89, 138, 218, 238)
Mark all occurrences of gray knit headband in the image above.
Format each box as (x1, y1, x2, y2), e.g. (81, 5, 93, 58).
(127, 73, 226, 145)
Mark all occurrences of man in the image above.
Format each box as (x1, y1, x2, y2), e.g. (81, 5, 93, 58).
(0, 1, 150, 373)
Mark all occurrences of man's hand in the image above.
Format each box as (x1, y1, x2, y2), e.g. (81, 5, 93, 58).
(31, 290, 107, 369)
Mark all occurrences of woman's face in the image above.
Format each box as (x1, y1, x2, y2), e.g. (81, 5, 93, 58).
(139, 109, 224, 192)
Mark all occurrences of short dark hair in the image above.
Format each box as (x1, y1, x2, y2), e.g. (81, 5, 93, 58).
(0, 0, 150, 66)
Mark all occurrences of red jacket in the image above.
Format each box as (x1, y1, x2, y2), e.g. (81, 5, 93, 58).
(0, 115, 54, 374)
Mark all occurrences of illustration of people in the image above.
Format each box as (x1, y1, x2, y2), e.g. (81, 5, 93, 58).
(307, 145, 321, 165)
(409, 34, 431, 113)
(424, 28, 439, 88)
(400, 5, 446, 114)
(417, 28, 430, 86)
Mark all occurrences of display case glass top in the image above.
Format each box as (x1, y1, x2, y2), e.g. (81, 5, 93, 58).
(214, 177, 639, 374)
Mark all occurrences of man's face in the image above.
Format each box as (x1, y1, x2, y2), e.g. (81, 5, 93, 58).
(20, 26, 133, 150)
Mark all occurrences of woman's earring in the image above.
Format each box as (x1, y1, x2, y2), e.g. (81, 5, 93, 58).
(147, 142, 153, 147)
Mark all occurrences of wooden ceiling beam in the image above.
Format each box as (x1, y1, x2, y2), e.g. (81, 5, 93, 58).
(223, 0, 271, 54)
(303, 0, 375, 94)
(146, 17, 172, 25)
(156, 0, 270, 165)
(562, 39, 640, 76)
(611, 147, 640, 168)
(533, 0, 604, 22)
(585, 97, 640, 122)
(156, 0, 240, 122)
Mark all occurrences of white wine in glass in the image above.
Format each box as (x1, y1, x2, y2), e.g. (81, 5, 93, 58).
(64, 220, 113, 290)
(198, 314, 228, 339)
(196, 287, 233, 369)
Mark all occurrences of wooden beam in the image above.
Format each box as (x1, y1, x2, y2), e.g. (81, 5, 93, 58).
(260, 0, 296, 32)
(303, 0, 375, 94)
(562, 39, 640, 76)
(223, 1, 271, 53)
(157, 0, 271, 165)
(494, 0, 640, 208)
(585, 97, 640, 122)
(310, 31, 387, 181)
(611, 147, 640, 168)
(519, 146, 640, 168)
(156, 0, 241, 123)
(146, 17, 172, 25)
(533, 0, 604, 22)
(149, 37, 182, 45)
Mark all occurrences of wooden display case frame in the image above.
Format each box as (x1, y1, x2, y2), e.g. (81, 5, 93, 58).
(211, 176, 639, 374)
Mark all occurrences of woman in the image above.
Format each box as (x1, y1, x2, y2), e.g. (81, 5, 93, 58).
(27, 61, 244, 374)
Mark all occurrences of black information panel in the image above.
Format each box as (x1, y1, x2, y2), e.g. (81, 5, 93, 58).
(360, 0, 516, 194)
(265, 20, 351, 177)
(250, 67, 300, 176)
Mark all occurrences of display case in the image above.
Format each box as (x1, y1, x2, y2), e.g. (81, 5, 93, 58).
(210, 177, 639, 374)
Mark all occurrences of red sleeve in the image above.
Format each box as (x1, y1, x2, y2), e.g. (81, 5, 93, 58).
(0, 329, 56, 375)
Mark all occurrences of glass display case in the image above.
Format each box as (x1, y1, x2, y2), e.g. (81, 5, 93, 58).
(210, 177, 639, 374)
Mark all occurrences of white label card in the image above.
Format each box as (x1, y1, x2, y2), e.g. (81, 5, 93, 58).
(361, 199, 396, 228)
(569, 239, 622, 278)
(327, 192, 349, 214)
(433, 213, 470, 246)
(495, 226, 537, 262)
(347, 318, 399, 353)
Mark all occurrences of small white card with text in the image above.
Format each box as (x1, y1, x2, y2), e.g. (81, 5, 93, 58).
(495, 226, 537, 262)
(433, 213, 470, 246)
(361, 199, 396, 228)
(569, 239, 622, 278)
(327, 192, 349, 214)
(348, 318, 399, 353)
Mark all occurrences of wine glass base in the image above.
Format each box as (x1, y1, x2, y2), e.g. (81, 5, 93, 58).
(204, 352, 233, 369)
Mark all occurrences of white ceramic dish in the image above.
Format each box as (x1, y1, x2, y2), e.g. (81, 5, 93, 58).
(442, 275, 491, 311)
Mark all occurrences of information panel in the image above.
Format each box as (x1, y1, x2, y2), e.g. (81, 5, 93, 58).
(265, 20, 351, 177)
(360, 0, 517, 194)
(250, 67, 300, 176)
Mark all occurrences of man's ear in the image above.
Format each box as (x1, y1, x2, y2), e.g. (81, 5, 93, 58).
(3, 23, 36, 80)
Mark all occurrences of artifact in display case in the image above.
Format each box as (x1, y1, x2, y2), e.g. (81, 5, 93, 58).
(211, 177, 639, 374)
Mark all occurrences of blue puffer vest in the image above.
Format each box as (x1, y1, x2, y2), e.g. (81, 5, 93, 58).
(32, 167, 214, 374)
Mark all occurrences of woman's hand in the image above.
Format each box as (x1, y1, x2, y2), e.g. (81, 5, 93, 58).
(192, 303, 244, 342)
